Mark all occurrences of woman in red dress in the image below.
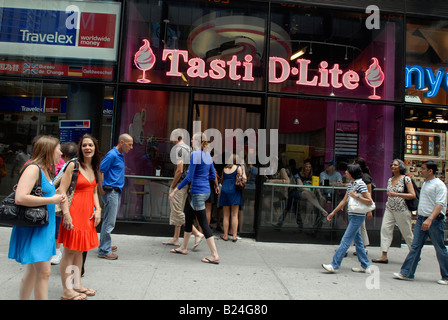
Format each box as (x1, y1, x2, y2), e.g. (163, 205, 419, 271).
(57, 134, 101, 300)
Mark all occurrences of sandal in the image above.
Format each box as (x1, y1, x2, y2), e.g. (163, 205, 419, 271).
(61, 293, 87, 300)
(170, 248, 187, 255)
(75, 288, 96, 296)
(220, 235, 228, 241)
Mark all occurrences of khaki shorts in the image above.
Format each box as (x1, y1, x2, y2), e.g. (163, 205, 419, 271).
(169, 186, 188, 226)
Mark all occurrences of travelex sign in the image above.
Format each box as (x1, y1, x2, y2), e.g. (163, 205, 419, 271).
(134, 40, 385, 100)
(405, 65, 448, 98)
(0, 3, 119, 61)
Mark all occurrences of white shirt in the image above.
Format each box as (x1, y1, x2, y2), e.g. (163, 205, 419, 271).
(418, 178, 447, 217)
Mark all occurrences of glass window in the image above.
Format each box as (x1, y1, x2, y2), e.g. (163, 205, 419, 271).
(118, 88, 190, 220)
(406, 16, 448, 106)
(122, 0, 268, 91)
(261, 97, 399, 230)
(0, 79, 114, 198)
(269, 5, 404, 102)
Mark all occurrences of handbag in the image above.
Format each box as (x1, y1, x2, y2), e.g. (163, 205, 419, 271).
(235, 166, 246, 191)
(0, 163, 49, 227)
(347, 181, 376, 213)
(54, 160, 79, 217)
(403, 176, 419, 212)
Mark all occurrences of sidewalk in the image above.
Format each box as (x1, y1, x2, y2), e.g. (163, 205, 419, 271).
(0, 226, 446, 300)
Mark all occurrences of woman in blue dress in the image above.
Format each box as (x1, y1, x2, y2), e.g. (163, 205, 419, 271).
(8, 136, 66, 300)
(219, 154, 246, 242)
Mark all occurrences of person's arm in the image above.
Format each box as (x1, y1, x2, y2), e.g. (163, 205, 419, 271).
(90, 185, 102, 227)
(57, 162, 75, 230)
(15, 165, 65, 207)
(327, 193, 349, 221)
(171, 161, 183, 189)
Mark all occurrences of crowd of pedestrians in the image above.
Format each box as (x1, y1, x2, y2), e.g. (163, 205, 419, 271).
(4, 132, 448, 300)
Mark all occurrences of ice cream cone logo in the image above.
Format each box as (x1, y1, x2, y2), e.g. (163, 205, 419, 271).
(134, 39, 156, 83)
(364, 57, 384, 99)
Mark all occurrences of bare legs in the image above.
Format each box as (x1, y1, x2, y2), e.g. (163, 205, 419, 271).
(19, 261, 51, 300)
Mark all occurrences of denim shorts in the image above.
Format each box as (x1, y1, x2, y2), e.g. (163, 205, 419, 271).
(190, 193, 210, 211)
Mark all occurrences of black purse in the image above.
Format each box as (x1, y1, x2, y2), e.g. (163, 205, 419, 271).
(403, 176, 419, 212)
(0, 163, 49, 227)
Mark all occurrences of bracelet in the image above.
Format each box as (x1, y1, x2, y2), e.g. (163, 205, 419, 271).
(63, 212, 70, 216)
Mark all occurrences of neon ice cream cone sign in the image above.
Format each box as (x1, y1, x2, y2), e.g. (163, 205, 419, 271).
(133, 39, 385, 100)
(365, 58, 385, 99)
(134, 39, 156, 83)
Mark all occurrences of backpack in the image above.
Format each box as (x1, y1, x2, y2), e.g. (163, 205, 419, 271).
(403, 176, 419, 212)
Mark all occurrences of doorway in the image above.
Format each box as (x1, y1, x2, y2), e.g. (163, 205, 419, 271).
(192, 92, 263, 236)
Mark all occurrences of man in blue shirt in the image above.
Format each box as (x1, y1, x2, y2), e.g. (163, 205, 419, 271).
(394, 160, 448, 285)
(98, 133, 133, 260)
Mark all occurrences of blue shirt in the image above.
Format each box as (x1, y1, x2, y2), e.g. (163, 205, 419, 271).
(177, 150, 216, 194)
(100, 147, 125, 190)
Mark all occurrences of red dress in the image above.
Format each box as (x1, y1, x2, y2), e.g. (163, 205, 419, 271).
(58, 172, 99, 251)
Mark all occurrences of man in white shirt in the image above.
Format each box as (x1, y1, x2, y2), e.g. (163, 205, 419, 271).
(394, 160, 448, 285)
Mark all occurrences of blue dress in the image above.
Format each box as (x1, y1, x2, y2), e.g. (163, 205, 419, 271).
(8, 169, 56, 265)
(219, 166, 242, 207)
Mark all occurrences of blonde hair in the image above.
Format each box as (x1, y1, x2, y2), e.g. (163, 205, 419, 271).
(225, 153, 238, 169)
(28, 135, 59, 178)
(192, 132, 209, 151)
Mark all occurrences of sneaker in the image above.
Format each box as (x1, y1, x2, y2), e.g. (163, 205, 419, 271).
(437, 279, 448, 285)
(50, 250, 63, 265)
(98, 253, 118, 260)
(322, 264, 337, 273)
(352, 267, 372, 274)
(393, 273, 414, 281)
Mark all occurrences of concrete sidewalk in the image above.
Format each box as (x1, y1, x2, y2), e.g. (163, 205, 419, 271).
(0, 226, 446, 300)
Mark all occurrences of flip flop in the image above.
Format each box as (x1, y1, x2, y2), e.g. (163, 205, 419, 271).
(75, 288, 96, 296)
(170, 248, 187, 255)
(371, 259, 389, 264)
(192, 236, 204, 250)
(201, 258, 220, 264)
(220, 235, 228, 241)
(61, 293, 87, 300)
(163, 241, 179, 246)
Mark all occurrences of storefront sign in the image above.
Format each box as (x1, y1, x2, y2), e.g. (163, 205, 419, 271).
(0, 61, 113, 80)
(405, 65, 448, 98)
(134, 40, 385, 100)
(0, 0, 121, 61)
(59, 120, 91, 144)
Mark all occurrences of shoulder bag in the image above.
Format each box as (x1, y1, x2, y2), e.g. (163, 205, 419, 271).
(235, 165, 246, 191)
(0, 163, 48, 227)
(54, 160, 79, 216)
(347, 182, 376, 214)
(403, 176, 419, 212)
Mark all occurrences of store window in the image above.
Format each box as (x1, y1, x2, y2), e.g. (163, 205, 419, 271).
(118, 88, 190, 221)
(405, 16, 448, 106)
(0, 80, 114, 199)
(261, 97, 399, 231)
(269, 4, 404, 102)
(122, 0, 268, 91)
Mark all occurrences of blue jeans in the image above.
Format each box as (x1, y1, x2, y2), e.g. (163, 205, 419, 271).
(332, 214, 370, 270)
(99, 190, 121, 255)
(400, 215, 448, 280)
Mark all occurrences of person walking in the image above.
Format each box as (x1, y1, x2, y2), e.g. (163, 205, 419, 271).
(393, 160, 448, 285)
(98, 133, 133, 260)
(372, 159, 415, 264)
(164, 129, 204, 248)
(8, 136, 66, 300)
(57, 134, 101, 300)
(322, 164, 374, 274)
(169, 132, 220, 264)
(219, 154, 246, 242)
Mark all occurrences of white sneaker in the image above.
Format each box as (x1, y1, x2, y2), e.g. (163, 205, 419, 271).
(322, 264, 337, 273)
(50, 250, 62, 265)
(437, 279, 448, 285)
(393, 273, 414, 281)
(352, 267, 372, 274)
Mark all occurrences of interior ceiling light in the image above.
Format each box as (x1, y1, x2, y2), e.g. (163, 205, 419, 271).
(290, 46, 307, 60)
